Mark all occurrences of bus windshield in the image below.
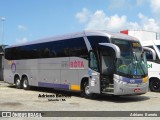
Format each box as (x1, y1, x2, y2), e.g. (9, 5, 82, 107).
(112, 39, 148, 78)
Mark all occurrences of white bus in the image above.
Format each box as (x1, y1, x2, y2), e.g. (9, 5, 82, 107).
(139, 40, 160, 92)
(120, 30, 160, 92)
(4, 30, 152, 98)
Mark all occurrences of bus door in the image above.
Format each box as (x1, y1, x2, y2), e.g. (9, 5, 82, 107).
(88, 51, 100, 94)
(88, 43, 121, 94)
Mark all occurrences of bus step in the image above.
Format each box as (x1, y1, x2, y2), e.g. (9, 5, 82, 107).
(102, 91, 114, 95)
(104, 87, 114, 92)
(109, 84, 114, 88)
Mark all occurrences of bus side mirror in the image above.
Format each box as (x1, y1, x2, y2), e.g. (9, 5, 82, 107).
(98, 43, 121, 58)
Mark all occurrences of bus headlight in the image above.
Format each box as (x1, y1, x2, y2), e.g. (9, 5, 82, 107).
(143, 76, 149, 83)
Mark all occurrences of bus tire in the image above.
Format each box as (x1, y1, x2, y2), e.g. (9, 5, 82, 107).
(82, 81, 96, 99)
(15, 77, 22, 89)
(149, 79, 160, 92)
(22, 77, 30, 90)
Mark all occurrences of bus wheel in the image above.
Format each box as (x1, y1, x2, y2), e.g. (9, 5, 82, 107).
(149, 79, 160, 92)
(82, 81, 95, 99)
(15, 77, 22, 89)
(22, 77, 30, 90)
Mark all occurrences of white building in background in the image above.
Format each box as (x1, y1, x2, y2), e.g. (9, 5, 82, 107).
(120, 30, 158, 40)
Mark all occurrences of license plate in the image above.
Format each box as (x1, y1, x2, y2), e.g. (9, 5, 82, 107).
(134, 88, 141, 93)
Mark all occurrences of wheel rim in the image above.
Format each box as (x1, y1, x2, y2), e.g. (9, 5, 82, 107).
(16, 79, 20, 86)
(23, 79, 28, 88)
(85, 85, 90, 95)
(153, 81, 160, 90)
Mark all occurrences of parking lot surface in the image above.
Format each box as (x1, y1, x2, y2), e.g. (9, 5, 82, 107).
(0, 81, 160, 120)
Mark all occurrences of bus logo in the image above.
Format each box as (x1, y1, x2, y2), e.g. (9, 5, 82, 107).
(147, 63, 152, 68)
(70, 61, 84, 68)
(133, 70, 137, 75)
(11, 63, 16, 73)
(130, 79, 135, 84)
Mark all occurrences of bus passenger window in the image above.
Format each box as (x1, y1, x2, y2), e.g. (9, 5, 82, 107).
(145, 46, 159, 60)
(89, 51, 98, 71)
(43, 48, 51, 58)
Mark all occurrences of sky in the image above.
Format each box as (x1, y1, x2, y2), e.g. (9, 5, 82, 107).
(0, 0, 160, 45)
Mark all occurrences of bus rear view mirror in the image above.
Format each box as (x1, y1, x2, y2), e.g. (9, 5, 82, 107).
(98, 43, 121, 58)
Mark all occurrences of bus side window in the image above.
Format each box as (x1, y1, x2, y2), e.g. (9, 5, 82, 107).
(145, 45, 158, 61)
(51, 49, 57, 57)
(145, 50, 153, 60)
(67, 38, 88, 59)
(89, 51, 98, 71)
(43, 48, 51, 58)
(87, 36, 109, 50)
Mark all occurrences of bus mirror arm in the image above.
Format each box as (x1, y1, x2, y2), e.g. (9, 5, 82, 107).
(143, 47, 156, 61)
(98, 43, 121, 58)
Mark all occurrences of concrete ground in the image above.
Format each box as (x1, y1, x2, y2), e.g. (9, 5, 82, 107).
(0, 81, 160, 120)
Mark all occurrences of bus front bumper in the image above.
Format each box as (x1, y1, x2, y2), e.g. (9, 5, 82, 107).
(113, 75, 149, 95)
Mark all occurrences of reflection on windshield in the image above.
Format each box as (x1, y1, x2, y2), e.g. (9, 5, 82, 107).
(112, 39, 148, 77)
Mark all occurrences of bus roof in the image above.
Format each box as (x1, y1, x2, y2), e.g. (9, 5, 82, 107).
(6, 30, 138, 48)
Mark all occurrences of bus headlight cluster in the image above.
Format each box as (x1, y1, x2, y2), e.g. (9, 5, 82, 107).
(143, 76, 149, 83)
